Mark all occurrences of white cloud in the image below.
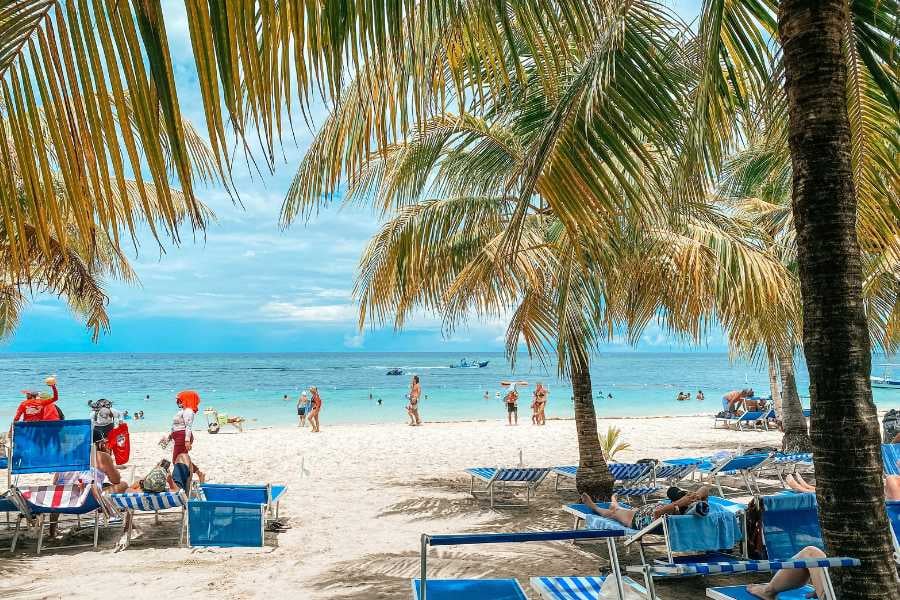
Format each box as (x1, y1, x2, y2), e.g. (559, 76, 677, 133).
(343, 333, 365, 348)
(259, 301, 358, 323)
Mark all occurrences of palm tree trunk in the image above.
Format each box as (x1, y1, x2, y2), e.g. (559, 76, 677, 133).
(767, 348, 782, 417)
(571, 355, 614, 500)
(779, 0, 900, 596)
(778, 349, 811, 453)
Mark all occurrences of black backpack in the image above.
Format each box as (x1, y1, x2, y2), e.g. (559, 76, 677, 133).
(883, 409, 900, 443)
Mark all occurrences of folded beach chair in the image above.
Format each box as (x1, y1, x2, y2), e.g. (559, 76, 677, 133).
(108, 490, 189, 549)
(552, 463, 659, 499)
(6, 419, 116, 554)
(466, 467, 550, 508)
(412, 529, 648, 600)
(881, 443, 900, 475)
(563, 496, 748, 568)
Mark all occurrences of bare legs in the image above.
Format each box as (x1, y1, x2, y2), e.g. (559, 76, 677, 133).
(308, 410, 320, 432)
(507, 407, 517, 425)
(580, 493, 636, 528)
(746, 547, 827, 600)
(786, 473, 816, 493)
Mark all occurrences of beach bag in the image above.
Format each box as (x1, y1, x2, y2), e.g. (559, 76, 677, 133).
(107, 423, 131, 465)
(141, 465, 169, 493)
(883, 409, 900, 443)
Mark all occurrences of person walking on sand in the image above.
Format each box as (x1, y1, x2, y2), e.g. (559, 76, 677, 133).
(407, 375, 422, 426)
(297, 391, 310, 427)
(160, 391, 198, 462)
(308, 387, 322, 432)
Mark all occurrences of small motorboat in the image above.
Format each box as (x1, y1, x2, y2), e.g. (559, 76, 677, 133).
(386, 368, 404, 376)
(450, 358, 489, 369)
(872, 364, 900, 389)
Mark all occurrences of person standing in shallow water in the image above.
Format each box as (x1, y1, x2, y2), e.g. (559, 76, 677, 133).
(407, 375, 422, 426)
(308, 387, 322, 432)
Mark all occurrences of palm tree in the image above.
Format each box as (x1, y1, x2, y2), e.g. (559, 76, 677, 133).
(777, 0, 900, 594)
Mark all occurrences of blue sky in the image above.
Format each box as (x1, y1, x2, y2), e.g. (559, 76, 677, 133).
(3, 1, 716, 354)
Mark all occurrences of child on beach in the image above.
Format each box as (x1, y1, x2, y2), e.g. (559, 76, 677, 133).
(297, 391, 309, 427)
(406, 375, 422, 426)
(308, 387, 322, 432)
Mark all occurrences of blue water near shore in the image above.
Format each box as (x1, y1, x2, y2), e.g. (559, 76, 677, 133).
(1, 352, 897, 431)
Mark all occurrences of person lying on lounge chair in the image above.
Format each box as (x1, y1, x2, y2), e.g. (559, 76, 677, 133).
(746, 546, 828, 600)
(786, 472, 900, 500)
(580, 486, 712, 530)
(127, 459, 179, 493)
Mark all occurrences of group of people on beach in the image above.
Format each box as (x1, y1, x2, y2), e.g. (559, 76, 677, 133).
(294, 387, 323, 431)
(675, 389, 704, 401)
(497, 381, 549, 426)
(10, 378, 206, 547)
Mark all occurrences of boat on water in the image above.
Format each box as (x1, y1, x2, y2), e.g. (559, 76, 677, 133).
(449, 358, 490, 369)
(872, 364, 900, 389)
(386, 368, 404, 376)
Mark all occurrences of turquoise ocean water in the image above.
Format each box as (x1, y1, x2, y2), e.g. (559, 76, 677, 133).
(1, 352, 897, 431)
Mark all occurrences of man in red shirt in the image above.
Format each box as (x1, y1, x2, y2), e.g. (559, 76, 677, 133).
(13, 377, 61, 422)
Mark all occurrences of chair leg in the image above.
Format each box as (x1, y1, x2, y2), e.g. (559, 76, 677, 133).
(93, 513, 99, 549)
(10, 514, 22, 552)
(36, 515, 45, 555)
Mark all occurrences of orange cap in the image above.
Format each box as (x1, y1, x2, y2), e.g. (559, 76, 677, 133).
(176, 390, 200, 412)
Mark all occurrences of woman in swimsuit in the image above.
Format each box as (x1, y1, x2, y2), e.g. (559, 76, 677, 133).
(407, 375, 422, 426)
(532, 383, 548, 425)
(580, 485, 712, 530)
(308, 387, 322, 432)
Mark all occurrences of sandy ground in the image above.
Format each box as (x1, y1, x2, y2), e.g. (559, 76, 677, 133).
(0, 415, 786, 599)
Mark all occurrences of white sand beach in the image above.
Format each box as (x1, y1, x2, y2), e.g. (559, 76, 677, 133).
(2, 415, 783, 599)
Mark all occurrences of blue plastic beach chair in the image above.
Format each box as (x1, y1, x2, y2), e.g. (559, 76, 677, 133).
(564, 496, 748, 571)
(696, 454, 775, 497)
(187, 483, 289, 547)
(466, 467, 551, 508)
(413, 529, 645, 600)
(701, 493, 860, 599)
(200, 483, 287, 521)
(6, 419, 114, 554)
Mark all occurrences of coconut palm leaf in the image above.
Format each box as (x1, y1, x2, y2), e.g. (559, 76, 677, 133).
(0, 0, 224, 277)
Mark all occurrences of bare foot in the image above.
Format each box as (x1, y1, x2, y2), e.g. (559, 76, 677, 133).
(745, 584, 776, 600)
(580, 492, 599, 512)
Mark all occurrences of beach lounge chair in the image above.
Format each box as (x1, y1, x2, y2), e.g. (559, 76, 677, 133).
(108, 490, 189, 549)
(6, 419, 116, 553)
(199, 483, 287, 521)
(413, 529, 649, 600)
(694, 454, 775, 497)
(731, 411, 768, 431)
(465, 467, 550, 508)
(563, 496, 748, 568)
(881, 443, 900, 475)
(530, 575, 652, 600)
(552, 463, 660, 499)
(652, 462, 699, 487)
(187, 483, 288, 547)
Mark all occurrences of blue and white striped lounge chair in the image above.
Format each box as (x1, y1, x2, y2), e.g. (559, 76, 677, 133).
(652, 462, 699, 487)
(530, 575, 652, 600)
(564, 496, 748, 568)
(109, 490, 189, 549)
(765, 453, 814, 487)
(413, 529, 644, 600)
(466, 467, 550, 508)
(552, 463, 660, 498)
(887, 500, 900, 564)
(696, 454, 775, 497)
(6, 419, 116, 554)
(881, 443, 900, 476)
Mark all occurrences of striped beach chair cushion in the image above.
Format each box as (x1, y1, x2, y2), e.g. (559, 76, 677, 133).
(553, 465, 578, 478)
(531, 575, 604, 599)
(647, 557, 859, 576)
(18, 484, 91, 509)
(110, 492, 187, 511)
(553, 464, 651, 482)
(466, 467, 550, 482)
(655, 463, 698, 479)
(773, 453, 813, 464)
(612, 486, 660, 497)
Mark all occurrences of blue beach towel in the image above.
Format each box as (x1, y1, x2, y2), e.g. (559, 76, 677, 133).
(667, 503, 741, 553)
